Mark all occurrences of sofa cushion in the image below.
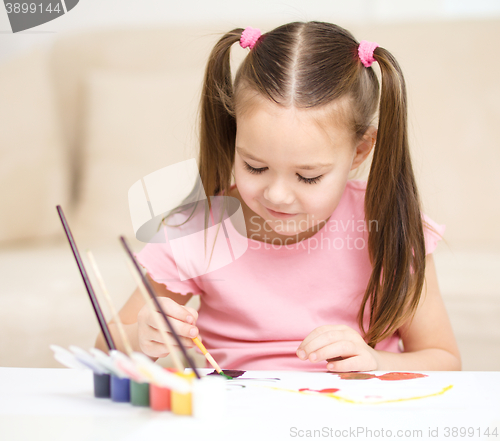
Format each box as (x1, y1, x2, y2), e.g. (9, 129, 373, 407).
(0, 47, 69, 244)
(49, 26, 223, 214)
(74, 69, 203, 244)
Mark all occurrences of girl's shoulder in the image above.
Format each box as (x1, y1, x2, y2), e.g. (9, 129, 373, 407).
(345, 179, 368, 192)
(345, 179, 445, 254)
(342, 179, 368, 211)
(422, 213, 446, 255)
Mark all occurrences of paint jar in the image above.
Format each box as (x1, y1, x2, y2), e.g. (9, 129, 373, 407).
(171, 371, 195, 416)
(150, 383, 171, 411)
(149, 367, 176, 411)
(110, 375, 130, 402)
(192, 375, 227, 419)
(93, 372, 111, 398)
(150, 381, 171, 411)
(130, 380, 150, 406)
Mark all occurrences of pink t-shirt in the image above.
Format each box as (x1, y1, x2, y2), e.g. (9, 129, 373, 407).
(135, 180, 445, 371)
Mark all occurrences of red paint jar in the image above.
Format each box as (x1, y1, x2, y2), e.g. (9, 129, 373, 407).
(149, 368, 176, 411)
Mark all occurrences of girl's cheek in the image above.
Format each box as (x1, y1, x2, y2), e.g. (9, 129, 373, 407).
(236, 170, 259, 196)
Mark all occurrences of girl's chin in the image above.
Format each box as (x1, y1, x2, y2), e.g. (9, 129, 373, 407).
(271, 228, 299, 237)
(267, 221, 307, 236)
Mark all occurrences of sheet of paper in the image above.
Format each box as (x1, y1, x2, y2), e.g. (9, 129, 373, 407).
(1, 368, 498, 441)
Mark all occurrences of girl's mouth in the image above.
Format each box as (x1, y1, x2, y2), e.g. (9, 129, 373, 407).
(266, 207, 298, 219)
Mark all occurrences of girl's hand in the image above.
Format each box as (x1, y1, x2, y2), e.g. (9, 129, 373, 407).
(296, 325, 379, 372)
(137, 297, 199, 359)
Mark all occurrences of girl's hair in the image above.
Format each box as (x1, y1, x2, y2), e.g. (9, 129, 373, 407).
(167, 21, 426, 348)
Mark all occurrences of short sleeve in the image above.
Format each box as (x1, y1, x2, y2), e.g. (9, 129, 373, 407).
(422, 213, 446, 255)
(134, 225, 203, 296)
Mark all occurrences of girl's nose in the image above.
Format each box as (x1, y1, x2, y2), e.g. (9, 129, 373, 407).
(264, 179, 294, 207)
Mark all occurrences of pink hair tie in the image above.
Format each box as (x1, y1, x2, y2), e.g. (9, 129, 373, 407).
(240, 26, 261, 50)
(358, 40, 379, 67)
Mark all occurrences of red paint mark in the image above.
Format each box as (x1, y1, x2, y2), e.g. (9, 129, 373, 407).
(336, 373, 376, 380)
(319, 388, 340, 394)
(299, 388, 340, 394)
(377, 372, 428, 381)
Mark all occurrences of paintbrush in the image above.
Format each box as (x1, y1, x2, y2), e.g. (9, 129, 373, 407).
(86, 250, 134, 356)
(191, 337, 231, 379)
(119, 236, 230, 380)
(86, 250, 174, 385)
(56, 205, 116, 351)
(119, 236, 201, 380)
(125, 258, 231, 380)
(124, 258, 184, 372)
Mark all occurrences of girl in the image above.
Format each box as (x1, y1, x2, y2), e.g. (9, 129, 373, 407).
(96, 21, 461, 372)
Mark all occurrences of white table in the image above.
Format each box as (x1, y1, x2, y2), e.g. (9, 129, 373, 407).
(0, 368, 499, 441)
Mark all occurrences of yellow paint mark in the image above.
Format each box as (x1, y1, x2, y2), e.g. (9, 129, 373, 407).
(265, 384, 454, 405)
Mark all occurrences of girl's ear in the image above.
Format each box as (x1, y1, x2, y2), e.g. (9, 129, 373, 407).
(350, 126, 377, 171)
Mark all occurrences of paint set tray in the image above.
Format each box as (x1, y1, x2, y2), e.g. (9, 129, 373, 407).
(50, 345, 227, 417)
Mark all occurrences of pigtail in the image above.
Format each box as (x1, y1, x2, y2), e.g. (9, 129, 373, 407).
(199, 29, 243, 204)
(197, 29, 243, 262)
(359, 47, 426, 347)
(159, 29, 243, 267)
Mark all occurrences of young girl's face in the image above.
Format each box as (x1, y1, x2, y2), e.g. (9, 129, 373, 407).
(234, 94, 371, 238)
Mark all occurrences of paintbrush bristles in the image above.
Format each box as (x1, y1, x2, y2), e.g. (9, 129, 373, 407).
(124, 259, 184, 372)
(205, 353, 223, 374)
(86, 250, 133, 356)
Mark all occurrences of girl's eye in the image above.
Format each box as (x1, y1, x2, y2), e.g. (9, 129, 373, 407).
(297, 174, 323, 185)
(243, 161, 323, 185)
(243, 161, 266, 175)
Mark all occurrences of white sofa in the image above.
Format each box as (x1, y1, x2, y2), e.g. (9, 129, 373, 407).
(0, 20, 499, 370)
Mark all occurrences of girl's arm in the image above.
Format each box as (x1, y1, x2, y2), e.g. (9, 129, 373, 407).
(373, 253, 461, 370)
(297, 253, 461, 371)
(94, 275, 200, 359)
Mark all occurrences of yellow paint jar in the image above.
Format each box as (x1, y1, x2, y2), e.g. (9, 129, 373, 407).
(171, 371, 195, 416)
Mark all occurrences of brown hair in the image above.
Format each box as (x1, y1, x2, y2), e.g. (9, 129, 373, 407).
(169, 21, 427, 348)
